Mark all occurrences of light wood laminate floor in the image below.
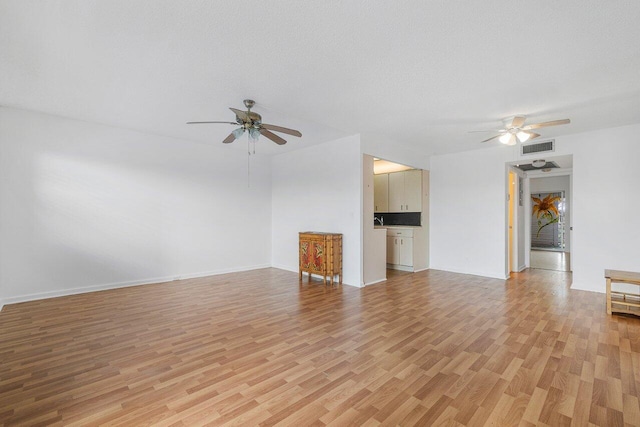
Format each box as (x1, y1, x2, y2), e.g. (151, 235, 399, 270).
(530, 250, 571, 272)
(1, 268, 639, 426)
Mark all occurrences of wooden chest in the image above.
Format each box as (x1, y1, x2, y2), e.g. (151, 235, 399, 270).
(299, 232, 343, 286)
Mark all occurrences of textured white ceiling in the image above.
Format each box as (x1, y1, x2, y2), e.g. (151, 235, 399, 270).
(2, 1, 640, 156)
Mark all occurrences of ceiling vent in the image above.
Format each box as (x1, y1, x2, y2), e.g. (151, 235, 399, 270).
(521, 139, 554, 156)
(514, 161, 560, 172)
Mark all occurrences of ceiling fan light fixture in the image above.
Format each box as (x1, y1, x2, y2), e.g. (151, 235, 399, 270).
(499, 133, 512, 144)
(516, 131, 530, 143)
(249, 127, 260, 141)
(232, 128, 245, 139)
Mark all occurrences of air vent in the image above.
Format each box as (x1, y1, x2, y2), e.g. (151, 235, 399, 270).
(521, 139, 555, 156)
(514, 161, 560, 172)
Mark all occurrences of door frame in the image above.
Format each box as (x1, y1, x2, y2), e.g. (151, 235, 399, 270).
(505, 165, 526, 278)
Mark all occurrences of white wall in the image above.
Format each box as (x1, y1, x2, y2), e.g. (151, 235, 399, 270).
(271, 135, 362, 286)
(430, 145, 514, 279)
(0, 107, 272, 307)
(430, 122, 640, 292)
(554, 125, 640, 292)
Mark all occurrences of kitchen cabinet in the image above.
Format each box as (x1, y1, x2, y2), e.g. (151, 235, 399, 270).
(404, 170, 422, 212)
(399, 236, 413, 266)
(388, 172, 404, 213)
(386, 236, 397, 264)
(387, 170, 422, 212)
(299, 232, 342, 285)
(374, 174, 389, 212)
(386, 228, 413, 268)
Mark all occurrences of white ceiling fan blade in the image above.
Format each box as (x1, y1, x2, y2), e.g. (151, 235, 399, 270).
(468, 129, 505, 133)
(525, 131, 541, 140)
(509, 116, 526, 128)
(261, 123, 302, 137)
(522, 119, 570, 130)
(481, 134, 503, 143)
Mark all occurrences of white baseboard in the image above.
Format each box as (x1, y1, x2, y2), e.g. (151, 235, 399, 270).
(364, 278, 387, 286)
(0, 263, 271, 307)
(270, 263, 298, 274)
(428, 265, 508, 280)
(413, 267, 430, 273)
(570, 282, 605, 294)
(271, 264, 358, 287)
(387, 264, 413, 272)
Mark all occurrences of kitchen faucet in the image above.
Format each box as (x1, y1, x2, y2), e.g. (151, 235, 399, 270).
(374, 216, 384, 226)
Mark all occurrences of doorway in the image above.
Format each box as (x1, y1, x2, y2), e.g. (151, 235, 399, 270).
(529, 174, 571, 272)
(506, 168, 525, 277)
(506, 155, 573, 276)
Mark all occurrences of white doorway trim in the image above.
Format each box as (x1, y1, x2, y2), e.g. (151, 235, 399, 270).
(505, 165, 526, 278)
(506, 155, 573, 278)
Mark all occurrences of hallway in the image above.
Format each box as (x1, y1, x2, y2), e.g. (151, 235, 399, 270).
(530, 249, 571, 272)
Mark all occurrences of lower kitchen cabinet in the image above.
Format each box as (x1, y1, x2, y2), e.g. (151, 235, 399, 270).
(386, 229, 413, 269)
(398, 236, 413, 266)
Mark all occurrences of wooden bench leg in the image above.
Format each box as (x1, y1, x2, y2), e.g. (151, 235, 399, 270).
(606, 278, 612, 315)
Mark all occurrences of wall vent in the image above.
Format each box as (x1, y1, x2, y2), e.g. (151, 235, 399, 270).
(521, 139, 555, 156)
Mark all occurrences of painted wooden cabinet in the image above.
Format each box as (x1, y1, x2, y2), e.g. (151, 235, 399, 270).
(404, 170, 422, 212)
(386, 228, 413, 269)
(374, 174, 389, 212)
(399, 236, 413, 266)
(387, 170, 422, 212)
(388, 172, 405, 212)
(299, 232, 342, 285)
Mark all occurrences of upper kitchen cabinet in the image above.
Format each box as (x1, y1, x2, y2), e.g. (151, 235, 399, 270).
(373, 174, 389, 212)
(388, 170, 422, 212)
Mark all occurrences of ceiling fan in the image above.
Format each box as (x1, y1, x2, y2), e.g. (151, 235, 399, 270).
(187, 99, 302, 145)
(473, 116, 570, 146)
